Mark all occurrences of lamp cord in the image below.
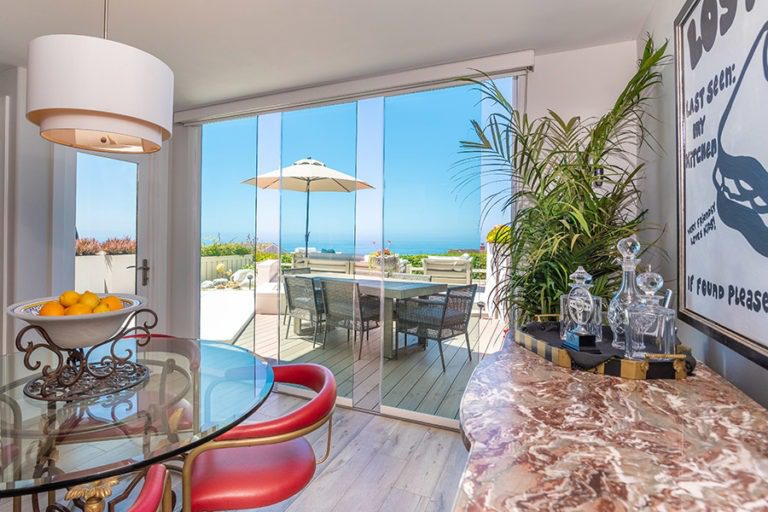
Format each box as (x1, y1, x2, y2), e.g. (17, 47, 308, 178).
(103, 0, 109, 39)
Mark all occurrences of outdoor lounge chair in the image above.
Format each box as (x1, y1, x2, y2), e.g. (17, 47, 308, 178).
(390, 272, 432, 282)
(395, 284, 477, 371)
(292, 254, 354, 274)
(353, 268, 387, 278)
(284, 275, 325, 348)
(422, 256, 472, 285)
(320, 280, 380, 359)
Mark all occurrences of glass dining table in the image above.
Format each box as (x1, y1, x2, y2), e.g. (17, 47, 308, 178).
(0, 337, 274, 511)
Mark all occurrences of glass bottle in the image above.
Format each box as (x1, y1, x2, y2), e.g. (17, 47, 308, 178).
(626, 270, 676, 360)
(560, 266, 603, 342)
(607, 236, 641, 349)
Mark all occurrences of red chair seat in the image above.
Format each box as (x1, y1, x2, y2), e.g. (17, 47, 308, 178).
(189, 438, 316, 512)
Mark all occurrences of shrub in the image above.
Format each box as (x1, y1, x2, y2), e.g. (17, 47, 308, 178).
(486, 225, 512, 244)
(75, 238, 101, 256)
(101, 237, 137, 255)
(201, 241, 253, 257)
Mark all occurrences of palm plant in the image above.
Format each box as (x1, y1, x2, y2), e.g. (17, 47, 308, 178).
(456, 38, 669, 324)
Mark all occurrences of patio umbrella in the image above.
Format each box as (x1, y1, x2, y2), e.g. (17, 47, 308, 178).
(243, 158, 373, 256)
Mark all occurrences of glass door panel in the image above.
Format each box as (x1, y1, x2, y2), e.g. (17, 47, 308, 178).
(381, 83, 496, 421)
(352, 97, 385, 410)
(279, 102, 362, 403)
(75, 153, 139, 295)
(199, 119, 258, 346)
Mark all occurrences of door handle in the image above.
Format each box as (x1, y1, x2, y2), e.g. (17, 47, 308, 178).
(127, 259, 150, 286)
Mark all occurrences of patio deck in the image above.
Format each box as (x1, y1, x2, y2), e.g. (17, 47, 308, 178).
(233, 313, 506, 419)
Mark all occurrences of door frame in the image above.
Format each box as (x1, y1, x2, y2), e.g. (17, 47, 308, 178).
(51, 146, 170, 330)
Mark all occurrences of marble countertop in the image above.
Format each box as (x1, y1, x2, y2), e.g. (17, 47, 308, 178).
(454, 333, 768, 511)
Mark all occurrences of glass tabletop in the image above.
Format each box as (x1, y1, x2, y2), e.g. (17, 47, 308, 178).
(0, 337, 274, 497)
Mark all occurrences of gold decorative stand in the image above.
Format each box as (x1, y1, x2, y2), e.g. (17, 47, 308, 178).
(14, 309, 158, 401)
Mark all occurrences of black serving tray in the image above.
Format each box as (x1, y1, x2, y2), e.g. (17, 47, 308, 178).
(516, 323, 696, 380)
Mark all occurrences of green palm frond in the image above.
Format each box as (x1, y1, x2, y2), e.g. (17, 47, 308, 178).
(459, 37, 670, 324)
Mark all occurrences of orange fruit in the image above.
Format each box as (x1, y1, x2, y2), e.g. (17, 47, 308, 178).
(79, 291, 100, 310)
(92, 303, 111, 314)
(101, 296, 124, 311)
(64, 303, 92, 316)
(77, 292, 99, 309)
(59, 290, 81, 307)
(39, 301, 65, 316)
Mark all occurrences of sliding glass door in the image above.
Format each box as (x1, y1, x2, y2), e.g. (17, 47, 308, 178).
(198, 77, 516, 423)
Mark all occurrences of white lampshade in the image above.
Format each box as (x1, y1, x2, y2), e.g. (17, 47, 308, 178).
(26, 34, 174, 154)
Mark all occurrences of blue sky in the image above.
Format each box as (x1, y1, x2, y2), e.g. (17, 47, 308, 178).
(78, 79, 514, 255)
(202, 79, 514, 255)
(76, 153, 137, 240)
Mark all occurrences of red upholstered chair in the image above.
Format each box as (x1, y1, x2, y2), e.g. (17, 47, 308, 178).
(181, 363, 336, 512)
(127, 465, 173, 512)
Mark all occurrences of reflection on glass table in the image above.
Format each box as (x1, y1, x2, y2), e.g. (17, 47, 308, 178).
(0, 338, 273, 510)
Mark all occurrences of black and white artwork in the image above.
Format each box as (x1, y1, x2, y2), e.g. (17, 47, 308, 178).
(676, 0, 768, 365)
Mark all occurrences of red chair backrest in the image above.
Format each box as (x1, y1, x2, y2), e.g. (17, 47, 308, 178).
(218, 363, 336, 441)
(127, 465, 167, 512)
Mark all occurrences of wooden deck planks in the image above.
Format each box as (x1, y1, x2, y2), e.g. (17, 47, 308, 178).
(234, 313, 505, 419)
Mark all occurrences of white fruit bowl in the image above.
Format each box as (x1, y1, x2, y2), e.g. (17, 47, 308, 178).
(8, 294, 145, 350)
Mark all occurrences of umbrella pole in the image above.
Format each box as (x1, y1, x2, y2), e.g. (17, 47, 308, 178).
(304, 182, 310, 257)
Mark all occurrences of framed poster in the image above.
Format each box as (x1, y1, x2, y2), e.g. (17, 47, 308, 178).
(675, 0, 768, 368)
(676, 0, 768, 367)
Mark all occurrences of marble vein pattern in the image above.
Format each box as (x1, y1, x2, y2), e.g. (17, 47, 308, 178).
(454, 335, 768, 511)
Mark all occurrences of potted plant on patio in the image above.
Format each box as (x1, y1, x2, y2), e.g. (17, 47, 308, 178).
(457, 38, 669, 325)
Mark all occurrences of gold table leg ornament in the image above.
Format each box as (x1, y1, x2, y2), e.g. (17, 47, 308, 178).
(65, 477, 119, 512)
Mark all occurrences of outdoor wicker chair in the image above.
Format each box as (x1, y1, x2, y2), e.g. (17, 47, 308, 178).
(282, 267, 312, 324)
(390, 272, 432, 282)
(394, 284, 477, 371)
(320, 280, 380, 359)
(284, 275, 325, 348)
(353, 268, 386, 278)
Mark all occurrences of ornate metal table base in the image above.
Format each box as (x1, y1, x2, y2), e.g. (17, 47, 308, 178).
(15, 309, 158, 402)
(23, 360, 150, 402)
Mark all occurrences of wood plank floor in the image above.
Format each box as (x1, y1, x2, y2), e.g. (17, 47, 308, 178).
(234, 313, 506, 419)
(1, 394, 469, 512)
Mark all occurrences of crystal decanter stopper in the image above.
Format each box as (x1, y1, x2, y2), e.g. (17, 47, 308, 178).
(607, 236, 641, 349)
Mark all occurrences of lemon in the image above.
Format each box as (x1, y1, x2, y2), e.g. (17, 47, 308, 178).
(92, 303, 111, 314)
(64, 303, 92, 316)
(79, 291, 100, 310)
(59, 290, 81, 307)
(39, 301, 65, 316)
(101, 296, 124, 311)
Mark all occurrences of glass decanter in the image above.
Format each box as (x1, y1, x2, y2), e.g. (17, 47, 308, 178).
(607, 236, 641, 349)
(559, 266, 603, 342)
(626, 270, 676, 360)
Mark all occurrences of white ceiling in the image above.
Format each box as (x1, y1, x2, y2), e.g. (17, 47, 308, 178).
(0, 0, 657, 110)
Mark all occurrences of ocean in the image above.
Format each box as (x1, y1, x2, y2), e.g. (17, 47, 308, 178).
(203, 232, 482, 255)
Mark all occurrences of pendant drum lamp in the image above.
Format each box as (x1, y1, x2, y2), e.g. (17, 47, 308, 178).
(26, 0, 173, 154)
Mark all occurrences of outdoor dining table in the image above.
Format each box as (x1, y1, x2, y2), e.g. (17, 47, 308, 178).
(293, 274, 448, 358)
(0, 337, 274, 511)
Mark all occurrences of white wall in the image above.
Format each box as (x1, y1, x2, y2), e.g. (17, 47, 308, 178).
(0, 66, 176, 349)
(166, 124, 201, 338)
(527, 41, 638, 121)
(639, 1, 768, 408)
(0, 66, 55, 353)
